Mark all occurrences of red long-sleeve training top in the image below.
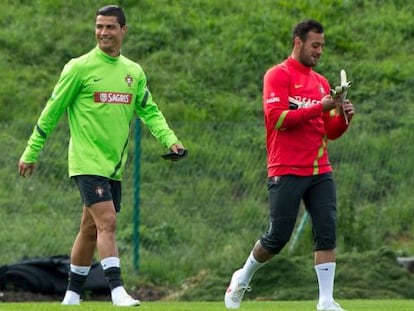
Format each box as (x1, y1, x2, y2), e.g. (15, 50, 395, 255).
(263, 57, 349, 177)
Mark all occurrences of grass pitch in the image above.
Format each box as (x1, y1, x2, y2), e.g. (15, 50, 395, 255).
(0, 300, 413, 311)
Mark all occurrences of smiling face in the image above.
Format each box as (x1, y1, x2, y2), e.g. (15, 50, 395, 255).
(95, 15, 127, 57)
(293, 31, 325, 67)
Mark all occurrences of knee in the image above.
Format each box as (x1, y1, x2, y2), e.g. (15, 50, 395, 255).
(96, 213, 117, 234)
(260, 217, 296, 254)
(314, 237, 336, 250)
(260, 228, 290, 254)
(313, 219, 336, 250)
(80, 221, 97, 240)
(260, 236, 288, 254)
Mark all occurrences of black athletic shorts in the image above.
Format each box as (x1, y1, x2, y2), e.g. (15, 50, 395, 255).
(260, 172, 337, 253)
(72, 175, 122, 212)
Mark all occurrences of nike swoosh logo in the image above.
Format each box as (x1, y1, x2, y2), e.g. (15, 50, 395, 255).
(93, 78, 103, 82)
(294, 84, 302, 88)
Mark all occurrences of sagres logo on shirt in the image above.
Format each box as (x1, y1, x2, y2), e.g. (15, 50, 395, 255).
(94, 92, 132, 104)
(288, 96, 321, 110)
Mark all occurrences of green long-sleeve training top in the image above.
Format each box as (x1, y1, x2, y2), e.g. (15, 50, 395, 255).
(21, 46, 179, 180)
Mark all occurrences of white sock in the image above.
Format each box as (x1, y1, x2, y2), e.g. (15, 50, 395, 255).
(101, 257, 128, 299)
(101, 256, 120, 270)
(70, 264, 91, 276)
(315, 262, 336, 304)
(238, 251, 266, 284)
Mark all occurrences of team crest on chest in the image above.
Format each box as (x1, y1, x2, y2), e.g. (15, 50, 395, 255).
(124, 74, 133, 87)
(319, 84, 326, 96)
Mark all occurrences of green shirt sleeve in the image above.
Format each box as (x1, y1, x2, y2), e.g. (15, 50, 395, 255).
(135, 74, 179, 149)
(20, 60, 82, 163)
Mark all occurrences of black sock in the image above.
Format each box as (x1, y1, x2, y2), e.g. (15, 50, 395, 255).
(67, 271, 88, 294)
(104, 267, 123, 290)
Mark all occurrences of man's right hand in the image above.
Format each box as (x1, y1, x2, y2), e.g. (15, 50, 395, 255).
(18, 161, 35, 178)
(321, 95, 340, 112)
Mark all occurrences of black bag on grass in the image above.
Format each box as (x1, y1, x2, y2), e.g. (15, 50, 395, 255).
(0, 255, 110, 295)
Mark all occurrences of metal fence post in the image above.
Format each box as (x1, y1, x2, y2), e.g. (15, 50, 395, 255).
(133, 118, 141, 271)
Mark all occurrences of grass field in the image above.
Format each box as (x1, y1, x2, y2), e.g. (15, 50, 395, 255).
(0, 300, 413, 311)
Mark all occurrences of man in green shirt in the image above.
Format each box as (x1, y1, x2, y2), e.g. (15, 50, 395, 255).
(18, 5, 185, 307)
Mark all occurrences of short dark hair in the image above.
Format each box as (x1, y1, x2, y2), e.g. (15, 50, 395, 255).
(292, 19, 324, 46)
(96, 5, 126, 27)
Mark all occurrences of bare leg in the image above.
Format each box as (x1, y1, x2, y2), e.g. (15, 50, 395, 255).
(71, 200, 120, 264)
(62, 206, 100, 305)
(87, 201, 118, 260)
(70, 206, 97, 266)
(252, 240, 275, 263)
(314, 249, 335, 264)
(83, 201, 139, 306)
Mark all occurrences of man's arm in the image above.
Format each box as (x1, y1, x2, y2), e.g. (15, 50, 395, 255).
(134, 75, 182, 149)
(324, 99, 355, 140)
(263, 66, 330, 131)
(18, 60, 82, 175)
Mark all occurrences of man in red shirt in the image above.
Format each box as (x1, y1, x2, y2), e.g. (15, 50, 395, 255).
(224, 19, 354, 311)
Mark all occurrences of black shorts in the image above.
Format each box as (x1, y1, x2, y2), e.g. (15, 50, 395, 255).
(72, 175, 122, 212)
(260, 172, 337, 253)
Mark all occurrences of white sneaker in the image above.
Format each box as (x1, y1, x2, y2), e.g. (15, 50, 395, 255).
(112, 294, 141, 307)
(61, 290, 81, 305)
(317, 300, 346, 311)
(224, 269, 251, 309)
(61, 300, 80, 306)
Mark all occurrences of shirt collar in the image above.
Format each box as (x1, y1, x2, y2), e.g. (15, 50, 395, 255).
(287, 57, 312, 74)
(95, 46, 120, 63)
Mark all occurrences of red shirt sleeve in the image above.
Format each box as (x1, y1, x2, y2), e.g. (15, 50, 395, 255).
(323, 110, 349, 140)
